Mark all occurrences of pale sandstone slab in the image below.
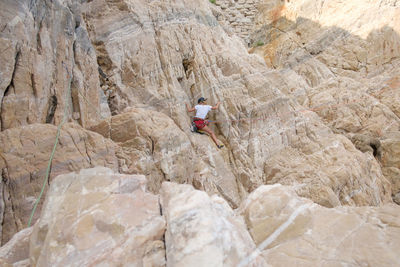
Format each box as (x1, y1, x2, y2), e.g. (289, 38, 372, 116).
(30, 167, 166, 267)
(239, 184, 400, 267)
(0, 227, 32, 267)
(161, 182, 267, 267)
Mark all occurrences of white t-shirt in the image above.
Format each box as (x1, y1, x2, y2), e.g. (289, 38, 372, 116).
(195, 105, 212, 119)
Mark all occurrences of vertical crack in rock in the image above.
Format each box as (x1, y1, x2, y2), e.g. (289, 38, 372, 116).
(149, 136, 155, 155)
(93, 42, 118, 115)
(65, 130, 91, 165)
(0, 169, 6, 245)
(1, 175, 19, 246)
(1, 48, 21, 131)
(83, 139, 93, 166)
(71, 39, 83, 126)
(45, 95, 58, 124)
(158, 196, 167, 265)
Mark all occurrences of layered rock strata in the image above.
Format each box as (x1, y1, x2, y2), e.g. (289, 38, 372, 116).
(0, 0, 399, 248)
(248, 0, 400, 202)
(0, 123, 121, 244)
(0, 0, 109, 131)
(212, 0, 262, 44)
(80, 0, 392, 208)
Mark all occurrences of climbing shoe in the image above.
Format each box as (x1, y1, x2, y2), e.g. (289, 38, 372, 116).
(190, 122, 198, 133)
(217, 144, 224, 149)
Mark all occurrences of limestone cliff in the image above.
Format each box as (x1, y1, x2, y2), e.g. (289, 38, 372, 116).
(0, 0, 399, 265)
(248, 0, 400, 204)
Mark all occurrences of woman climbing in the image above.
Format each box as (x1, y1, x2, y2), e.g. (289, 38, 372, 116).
(186, 97, 224, 149)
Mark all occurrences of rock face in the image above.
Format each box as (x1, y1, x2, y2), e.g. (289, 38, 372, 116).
(1, 0, 400, 264)
(29, 167, 166, 267)
(0, 0, 108, 131)
(161, 182, 266, 267)
(1, 0, 397, 245)
(4, 169, 399, 267)
(212, 0, 262, 44)
(0, 123, 121, 245)
(239, 184, 400, 266)
(90, 108, 242, 207)
(0, 227, 32, 267)
(248, 0, 400, 201)
(80, 0, 392, 208)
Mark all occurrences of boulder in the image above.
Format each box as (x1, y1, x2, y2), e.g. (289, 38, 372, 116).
(30, 167, 166, 267)
(161, 182, 267, 267)
(239, 184, 400, 266)
(0, 227, 32, 267)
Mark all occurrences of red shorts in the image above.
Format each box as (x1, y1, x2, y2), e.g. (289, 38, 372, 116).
(194, 119, 208, 130)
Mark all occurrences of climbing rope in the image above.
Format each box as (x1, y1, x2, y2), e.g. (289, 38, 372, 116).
(28, 64, 72, 227)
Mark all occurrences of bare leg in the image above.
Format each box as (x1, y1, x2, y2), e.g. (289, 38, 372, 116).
(202, 125, 220, 146)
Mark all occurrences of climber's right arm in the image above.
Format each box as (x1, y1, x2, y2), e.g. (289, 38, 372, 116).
(186, 103, 195, 113)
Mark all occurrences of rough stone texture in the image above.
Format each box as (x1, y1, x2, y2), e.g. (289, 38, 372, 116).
(161, 182, 266, 267)
(239, 184, 400, 266)
(0, 0, 109, 131)
(79, 0, 392, 210)
(381, 132, 400, 203)
(212, 0, 263, 44)
(30, 167, 166, 267)
(1, 0, 399, 262)
(90, 108, 242, 208)
(0, 123, 121, 245)
(0, 227, 32, 267)
(249, 0, 400, 201)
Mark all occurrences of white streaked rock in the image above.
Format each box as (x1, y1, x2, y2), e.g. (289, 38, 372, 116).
(29, 167, 166, 267)
(161, 182, 267, 267)
(239, 184, 400, 266)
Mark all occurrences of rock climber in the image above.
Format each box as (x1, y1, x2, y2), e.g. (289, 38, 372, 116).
(186, 97, 224, 149)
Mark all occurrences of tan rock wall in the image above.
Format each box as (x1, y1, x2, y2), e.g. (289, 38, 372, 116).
(213, 0, 262, 44)
(249, 0, 400, 202)
(0, 123, 122, 245)
(0, 0, 399, 252)
(0, 0, 109, 131)
(90, 108, 242, 208)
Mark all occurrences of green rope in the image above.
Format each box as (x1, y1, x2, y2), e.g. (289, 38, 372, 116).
(28, 73, 72, 227)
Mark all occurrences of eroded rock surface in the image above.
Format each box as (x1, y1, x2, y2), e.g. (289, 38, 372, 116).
(0, 0, 108, 131)
(78, 0, 393, 209)
(30, 167, 166, 267)
(0, 123, 121, 244)
(161, 182, 266, 267)
(239, 184, 400, 266)
(249, 0, 400, 201)
(90, 108, 242, 207)
(0, 0, 399, 264)
(0, 227, 32, 267)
